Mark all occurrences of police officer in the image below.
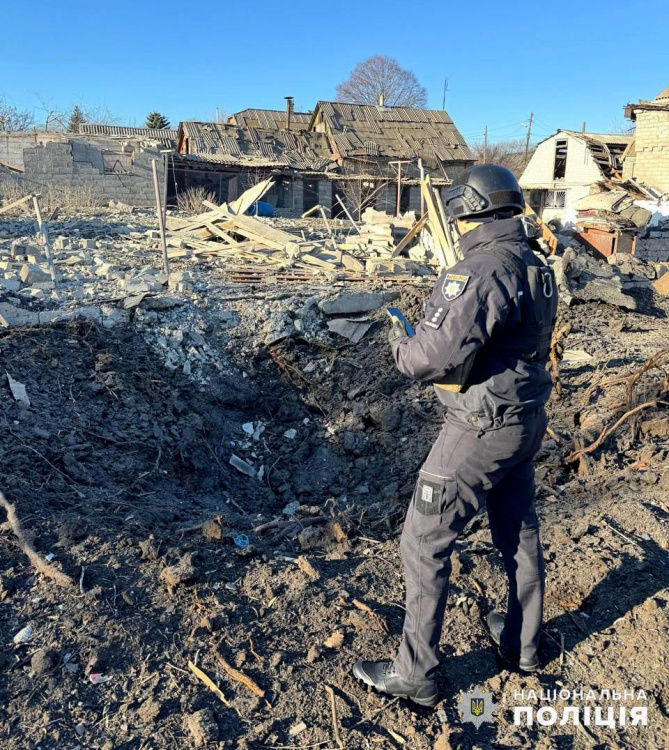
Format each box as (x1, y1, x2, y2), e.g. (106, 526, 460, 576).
(353, 165, 558, 707)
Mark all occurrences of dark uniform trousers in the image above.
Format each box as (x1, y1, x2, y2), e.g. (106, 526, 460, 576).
(393, 408, 547, 683)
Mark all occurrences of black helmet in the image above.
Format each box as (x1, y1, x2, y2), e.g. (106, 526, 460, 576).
(443, 165, 524, 220)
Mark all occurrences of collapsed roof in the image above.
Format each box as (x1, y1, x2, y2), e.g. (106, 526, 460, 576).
(176, 121, 335, 172)
(309, 101, 474, 175)
(539, 130, 633, 180)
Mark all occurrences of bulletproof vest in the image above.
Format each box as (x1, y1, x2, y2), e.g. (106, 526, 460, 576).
(474, 245, 557, 363)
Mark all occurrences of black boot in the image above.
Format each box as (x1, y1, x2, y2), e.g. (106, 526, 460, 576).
(486, 610, 539, 673)
(352, 660, 438, 707)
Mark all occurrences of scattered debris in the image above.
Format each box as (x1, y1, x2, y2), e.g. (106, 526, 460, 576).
(160, 558, 196, 591)
(229, 454, 258, 479)
(323, 632, 344, 650)
(6, 372, 30, 406)
(296, 555, 320, 581)
(187, 661, 233, 708)
(12, 624, 33, 645)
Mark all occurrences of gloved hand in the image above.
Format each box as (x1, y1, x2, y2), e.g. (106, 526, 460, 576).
(388, 318, 407, 345)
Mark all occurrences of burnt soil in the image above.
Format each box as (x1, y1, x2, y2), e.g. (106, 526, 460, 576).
(1, 289, 668, 750)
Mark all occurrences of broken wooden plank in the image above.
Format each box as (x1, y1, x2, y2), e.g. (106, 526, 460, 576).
(300, 254, 339, 271)
(0, 193, 35, 215)
(421, 176, 454, 268)
(228, 178, 274, 217)
(204, 222, 236, 244)
(391, 213, 427, 257)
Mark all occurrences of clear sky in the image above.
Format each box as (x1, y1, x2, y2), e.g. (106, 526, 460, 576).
(2, 0, 667, 145)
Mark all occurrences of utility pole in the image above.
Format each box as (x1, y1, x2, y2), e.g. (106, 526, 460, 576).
(483, 126, 488, 164)
(524, 112, 534, 166)
(442, 78, 449, 110)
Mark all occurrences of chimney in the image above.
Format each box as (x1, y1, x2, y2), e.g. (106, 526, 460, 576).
(378, 93, 385, 107)
(285, 96, 294, 130)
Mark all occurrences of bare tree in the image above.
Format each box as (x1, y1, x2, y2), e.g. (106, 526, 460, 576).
(0, 97, 34, 131)
(469, 138, 533, 178)
(33, 93, 68, 131)
(337, 56, 428, 108)
(82, 104, 121, 125)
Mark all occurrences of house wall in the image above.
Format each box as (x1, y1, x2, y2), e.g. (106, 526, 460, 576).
(0, 133, 164, 206)
(520, 134, 602, 226)
(632, 109, 669, 192)
(520, 134, 602, 188)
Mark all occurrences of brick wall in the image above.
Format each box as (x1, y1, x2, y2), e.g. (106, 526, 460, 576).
(633, 110, 669, 193)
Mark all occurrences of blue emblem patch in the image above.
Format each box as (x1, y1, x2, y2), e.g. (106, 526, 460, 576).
(471, 698, 484, 717)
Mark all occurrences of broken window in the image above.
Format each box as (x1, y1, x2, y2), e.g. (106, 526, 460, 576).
(553, 139, 568, 180)
(528, 190, 545, 214)
(544, 190, 566, 209)
(103, 151, 133, 174)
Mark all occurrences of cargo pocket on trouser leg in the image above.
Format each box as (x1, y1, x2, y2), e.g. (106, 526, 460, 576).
(405, 471, 458, 542)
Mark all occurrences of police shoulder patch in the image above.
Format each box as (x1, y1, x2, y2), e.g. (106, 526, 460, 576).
(442, 273, 470, 301)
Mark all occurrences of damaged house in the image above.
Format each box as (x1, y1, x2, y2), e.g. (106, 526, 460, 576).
(172, 100, 474, 217)
(520, 129, 632, 227)
(309, 100, 474, 215)
(0, 124, 175, 205)
(172, 120, 337, 215)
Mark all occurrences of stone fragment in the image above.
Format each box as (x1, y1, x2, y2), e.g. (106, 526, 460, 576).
(31, 647, 57, 676)
(19, 264, 51, 285)
(186, 709, 218, 747)
(159, 559, 196, 590)
(318, 291, 388, 315)
(652, 273, 669, 296)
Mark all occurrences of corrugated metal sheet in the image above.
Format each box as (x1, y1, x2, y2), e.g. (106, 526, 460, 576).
(79, 124, 177, 143)
(229, 109, 312, 130)
(313, 101, 474, 167)
(178, 121, 335, 172)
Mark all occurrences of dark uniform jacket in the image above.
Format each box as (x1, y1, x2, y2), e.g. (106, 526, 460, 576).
(392, 218, 558, 429)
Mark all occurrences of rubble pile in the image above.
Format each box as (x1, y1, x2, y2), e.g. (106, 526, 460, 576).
(574, 189, 653, 231)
